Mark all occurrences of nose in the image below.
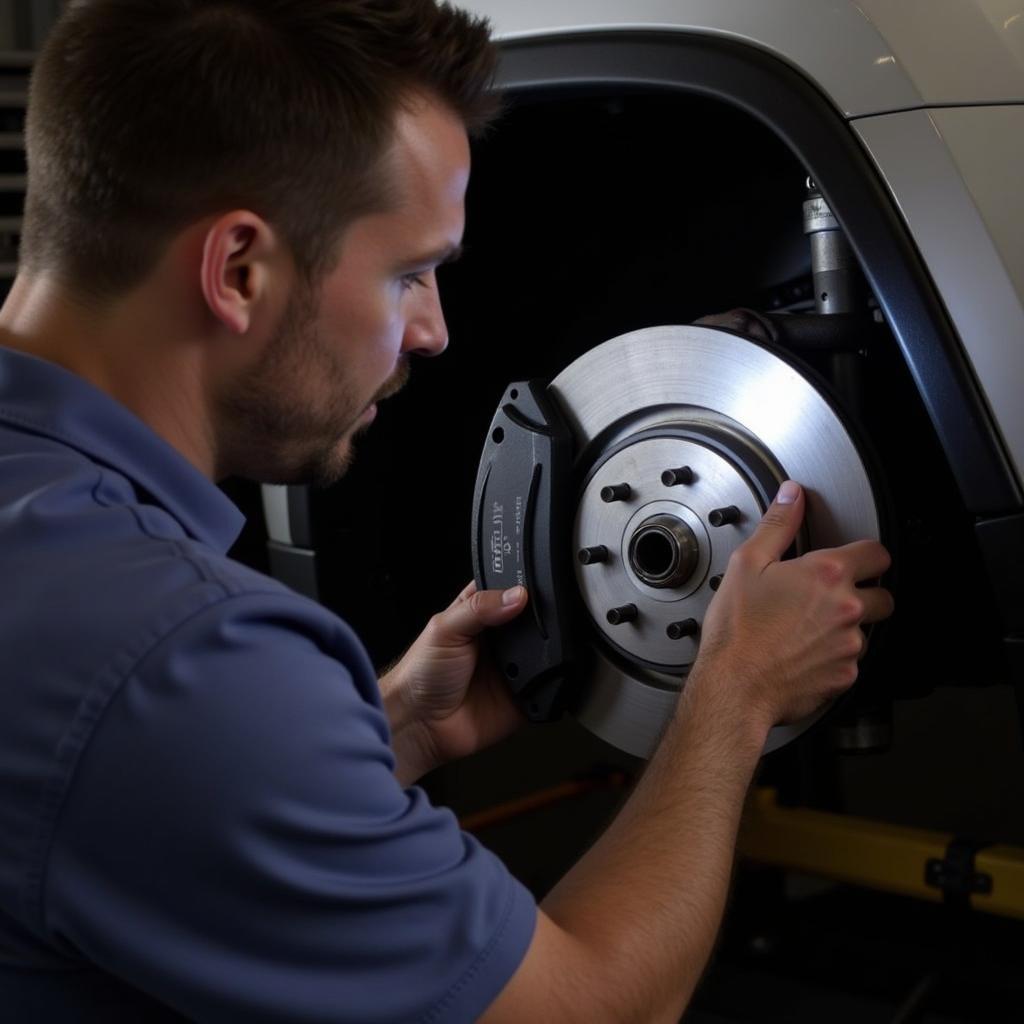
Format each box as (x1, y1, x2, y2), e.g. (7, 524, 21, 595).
(402, 273, 449, 357)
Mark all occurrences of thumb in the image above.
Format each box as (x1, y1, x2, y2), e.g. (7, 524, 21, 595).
(743, 481, 805, 567)
(433, 585, 529, 643)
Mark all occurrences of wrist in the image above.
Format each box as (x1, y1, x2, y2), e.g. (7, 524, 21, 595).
(390, 717, 440, 786)
(678, 660, 773, 762)
(379, 667, 441, 785)
(379, 665, 415, 734)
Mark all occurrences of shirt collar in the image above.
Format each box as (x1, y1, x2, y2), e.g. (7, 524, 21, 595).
(0, 345, 245, 552)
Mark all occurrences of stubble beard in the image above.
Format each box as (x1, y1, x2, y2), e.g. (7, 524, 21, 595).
(217, 287, 407, 488)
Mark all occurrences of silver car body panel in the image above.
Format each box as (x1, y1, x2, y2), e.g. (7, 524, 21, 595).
(855, 0, 1024, 107)
(465, 0, 1024, 115)
(855, 107, 1024, 489)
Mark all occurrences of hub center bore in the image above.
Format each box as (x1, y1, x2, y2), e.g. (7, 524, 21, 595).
(627, 514, 699, 588)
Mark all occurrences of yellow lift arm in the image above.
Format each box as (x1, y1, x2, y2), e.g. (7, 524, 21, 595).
(738, 788, 1024, 920)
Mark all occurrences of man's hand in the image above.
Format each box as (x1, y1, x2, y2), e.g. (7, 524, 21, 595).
(691, 479, 894, 734)
(380, 582, 529, 785)
(483, 481, 895, 1024)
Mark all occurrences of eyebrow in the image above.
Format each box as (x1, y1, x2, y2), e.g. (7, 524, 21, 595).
(401, 242, 464, 272)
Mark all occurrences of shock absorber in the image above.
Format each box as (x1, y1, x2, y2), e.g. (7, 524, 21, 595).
(803, 177, 868, 418)
(803, 177, 863, 316)
(803, 177, 891, 754)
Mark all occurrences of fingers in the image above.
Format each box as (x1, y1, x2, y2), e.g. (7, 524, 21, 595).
(434, 585, 528, 643)
(839, 539, 892, 582)
(801, 541, 893, 625)
(738, 481, 806, 569)
(857, 585, 895, 624)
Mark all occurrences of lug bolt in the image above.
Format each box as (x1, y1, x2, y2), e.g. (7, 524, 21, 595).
(709, 574, 724, 591)
(661, 466, 694, 487)
(709, 505, 741, 527)
(606, 603, 639, 625)
(578, 545, 609, 565)
(601, 483, 632, 503)
(666, 618, 700, 640)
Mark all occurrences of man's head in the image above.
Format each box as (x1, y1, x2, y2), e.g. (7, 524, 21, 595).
(215, 91, 472, 485)
(15, 2, 497, 485)
(22, 0, 498, 299)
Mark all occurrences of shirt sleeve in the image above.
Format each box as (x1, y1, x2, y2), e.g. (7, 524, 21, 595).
(43, 591, 537, 1024)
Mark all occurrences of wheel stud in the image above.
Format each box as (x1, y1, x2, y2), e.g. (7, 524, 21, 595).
(578, 545, 609, 565)
(606, 603, 639, 625)
(601, 483, 632, 503)
(661, 466, 694, 487)
(666, 618, 699, 640)
(709, 505, 741, 527)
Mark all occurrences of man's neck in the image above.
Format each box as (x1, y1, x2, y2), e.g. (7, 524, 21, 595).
(0, 272, 219, 479)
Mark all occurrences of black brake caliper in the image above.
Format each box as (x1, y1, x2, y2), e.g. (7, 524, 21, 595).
(471, 381, 578, 721)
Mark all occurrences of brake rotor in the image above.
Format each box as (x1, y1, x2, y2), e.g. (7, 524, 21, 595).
(550, 324, 880, 757)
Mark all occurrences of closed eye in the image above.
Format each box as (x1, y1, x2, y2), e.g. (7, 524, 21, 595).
(401, 272, 430, 292)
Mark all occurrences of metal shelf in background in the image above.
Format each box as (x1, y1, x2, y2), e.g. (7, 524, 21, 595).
(9, 0, 62, 52)
(0, 48, 29, 276)
(0, 52, 34, 69)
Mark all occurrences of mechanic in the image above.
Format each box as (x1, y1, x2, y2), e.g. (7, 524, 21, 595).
(0, 1, 893, 1021)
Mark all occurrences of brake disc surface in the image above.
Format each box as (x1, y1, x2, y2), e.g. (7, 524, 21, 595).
(550, 324, 880, 757)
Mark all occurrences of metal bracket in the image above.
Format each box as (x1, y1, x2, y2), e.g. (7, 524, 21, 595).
(925, 839, 994, 906)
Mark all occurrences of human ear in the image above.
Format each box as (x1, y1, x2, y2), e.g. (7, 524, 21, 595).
(199, 211, 278, 335)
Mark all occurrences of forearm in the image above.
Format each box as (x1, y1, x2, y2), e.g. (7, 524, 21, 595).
(539, 669, 768, 1021)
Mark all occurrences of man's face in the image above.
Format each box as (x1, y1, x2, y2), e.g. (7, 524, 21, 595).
(221, 93, 470, 485)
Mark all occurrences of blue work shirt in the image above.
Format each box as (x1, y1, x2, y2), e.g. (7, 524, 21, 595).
(0, 346, 535, 1022)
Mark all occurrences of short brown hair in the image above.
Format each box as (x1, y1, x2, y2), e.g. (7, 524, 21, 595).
(21, 0, 500, 298)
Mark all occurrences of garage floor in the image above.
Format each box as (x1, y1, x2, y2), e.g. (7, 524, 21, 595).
(691, 876, 1024, 1023)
